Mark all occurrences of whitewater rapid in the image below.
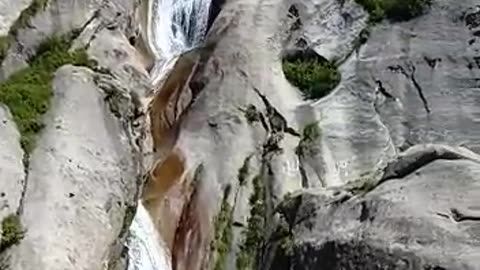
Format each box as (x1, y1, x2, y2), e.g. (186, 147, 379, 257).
(127, 0, 212, 269)
(147, 0, 212, 85)
(127, 204, 172, 270)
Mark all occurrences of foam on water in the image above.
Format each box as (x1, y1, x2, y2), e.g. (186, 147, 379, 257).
(147, 0, 212, 84)
(127, 204, 172, 270)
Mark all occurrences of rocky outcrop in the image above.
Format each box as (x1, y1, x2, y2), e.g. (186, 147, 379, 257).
(266, 146, 480, 269)
(0, 106, 23, 222)
(1, 0, 479, 269)
(8, 66, 142, 270)
(139, 0, 480, 269)
(0, 0, 32, 36)
(0, 0, 148, 269)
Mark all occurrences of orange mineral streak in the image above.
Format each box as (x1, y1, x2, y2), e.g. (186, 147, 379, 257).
(143, 149, 188, 248)
(172, 173, 211, 270)
(148, 50, 200, 152)
(143, 49, 208, 265)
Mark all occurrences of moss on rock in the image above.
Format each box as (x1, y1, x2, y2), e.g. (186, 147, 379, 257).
(0, 34, 91, 153)
(0, 214, 24, 252)
(295, 122, 321, 157)
(355, 0, 432, 22)
(212, 188, 234, 270)
(236, 175, 266, 270)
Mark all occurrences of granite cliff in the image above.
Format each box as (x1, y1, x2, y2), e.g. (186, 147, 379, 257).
(0, 0, 479, 269)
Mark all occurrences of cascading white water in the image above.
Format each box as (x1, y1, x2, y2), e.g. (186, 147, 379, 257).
(127, 204, 172, 270)
(127, 0, 212, 269)
(147, 0, 212, 85)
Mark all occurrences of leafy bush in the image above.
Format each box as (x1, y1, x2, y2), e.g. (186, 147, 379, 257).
(0, 34, 91, 153)
(356, 0, 432, 22)
(236, 175, 266, 270)
(295, 122, 321, 157)
(0, 214, 25, 252)
(283, 56, 340, 100)
(212, 190, 234, 270)
(238, 156, 251, 186)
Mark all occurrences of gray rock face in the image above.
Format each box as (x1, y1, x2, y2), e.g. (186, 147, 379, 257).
(0, 0, 147, 269)
(267, 148, 480, 269)
(1, 0, 141, 80)
(0, 106, 24, 221)
(8, 66, 141, 270)
(0, 0, 479, 268)
(358, 0, 480, 153)
(139, 0, 480, 269)
(260, 0, 480, 269)
(0, 0, 32, 36)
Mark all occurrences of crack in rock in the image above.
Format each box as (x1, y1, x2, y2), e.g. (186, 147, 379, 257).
(387, 63, 431, 114)
(436, 208, 480, 223)
(381, 144, 480, 183)
(375, 80, 395, 99)
(252, 87, 300, 137)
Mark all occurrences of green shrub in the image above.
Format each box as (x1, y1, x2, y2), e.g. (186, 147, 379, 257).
(355, 0, 432, 22)
(236, 175, 266, 270)
(212, 191, 234, 270)
(238, 156, 251, 186)
(283, 57, 340, 100)
(0, 214, 25, 252)
(295, 122, 321, 157)
(0, 34, 90, 153)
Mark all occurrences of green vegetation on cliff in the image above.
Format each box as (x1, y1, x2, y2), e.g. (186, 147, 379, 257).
(0, 214, 24, 252)
(295, 122, 321, 157)
(238, 156, 252, 186)
(283, 56, 340, 100)
(212, 189, 234, 270)
(236, 175, 266, 270)
(355, 0, 432, 22)
(0, 0, 50, 62)
(0, 34, 91, 153)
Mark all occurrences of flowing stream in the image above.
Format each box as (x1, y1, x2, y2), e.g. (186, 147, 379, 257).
(127, 0, 212, 269)
(147, 0, 212, 85)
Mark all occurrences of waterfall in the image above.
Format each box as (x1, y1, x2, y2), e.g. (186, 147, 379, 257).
(147, 0, 212, 85)
(127, 204, 172, 270)
(127, 0, 212, 269)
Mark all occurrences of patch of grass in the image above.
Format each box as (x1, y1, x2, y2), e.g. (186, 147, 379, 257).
(0, 34, 91, 153)
(0, 0, 50, 62)
(283, 57, 340, 100)
(212, 189, 234, 270)
(236, 175, 266, 270)
(355, 0, 432, 22)
(0, 214, 25, 252)
(295, 122, 321, 157)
